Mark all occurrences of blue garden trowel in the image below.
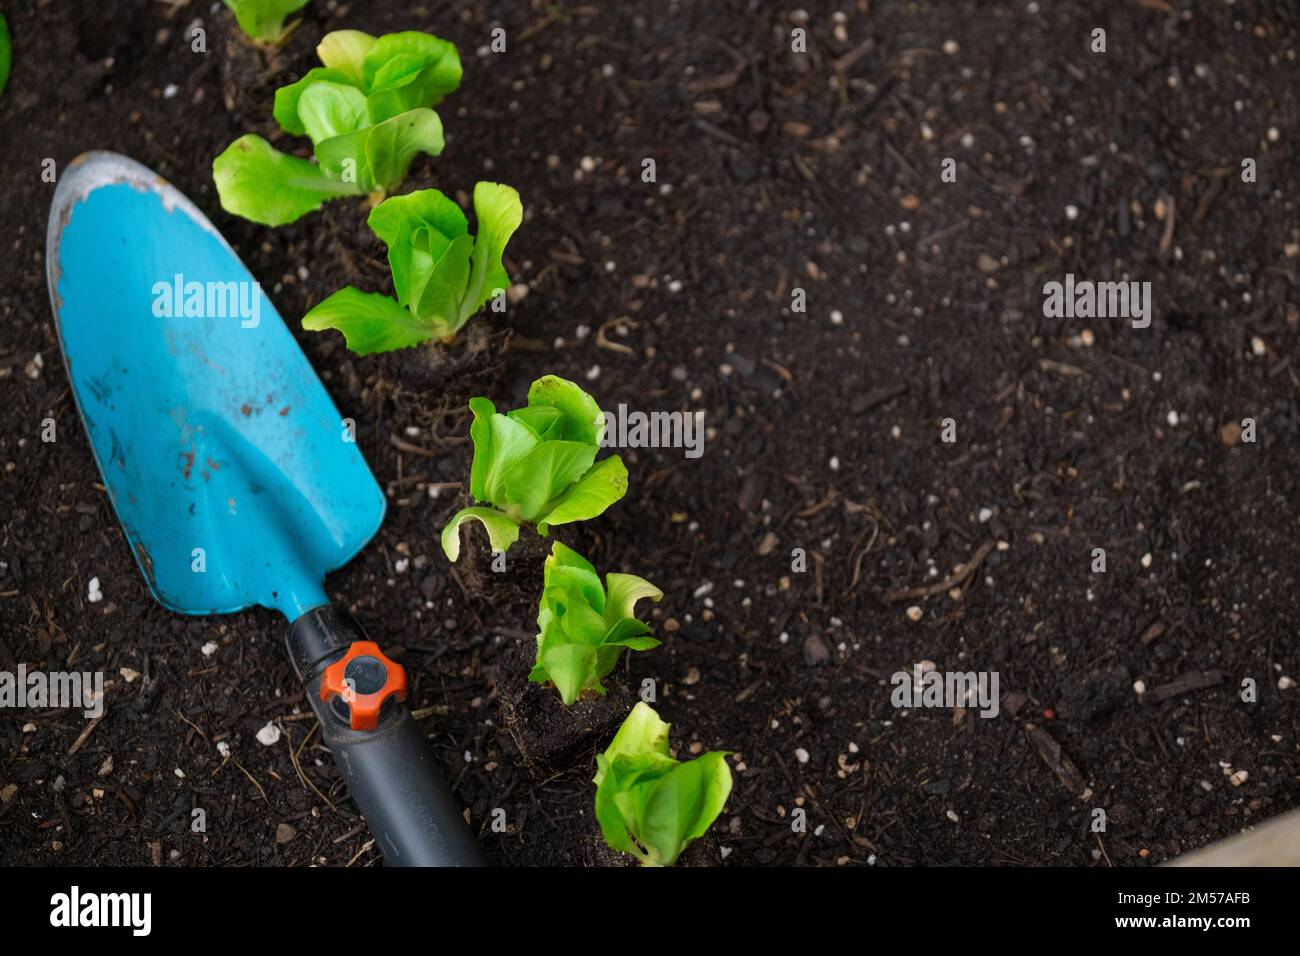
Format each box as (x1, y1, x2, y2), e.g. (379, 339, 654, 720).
(46, 152, 482, 867)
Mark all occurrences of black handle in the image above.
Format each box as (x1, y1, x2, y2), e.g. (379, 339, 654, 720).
(285, 605, 485, 867)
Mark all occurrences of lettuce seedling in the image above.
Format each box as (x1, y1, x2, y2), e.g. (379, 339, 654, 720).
(594, 702, 733, 867)
(530, 542, 662, 705)
(0, 12, 11, 98)
(213, 29, 461, 225)
(301, 183, 522, 353)
(222, 0, 310, 45)
(441, 376, 628, 561)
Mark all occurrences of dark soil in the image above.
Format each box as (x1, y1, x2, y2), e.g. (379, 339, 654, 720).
(2, 0, 1299, 867)
(494, 636, 638, 774)
(449, 507, 551, 606)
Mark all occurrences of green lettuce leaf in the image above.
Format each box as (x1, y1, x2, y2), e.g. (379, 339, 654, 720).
(524, 376, 605, 446)
(541, 644, 602, 706)
(528, 543, 661, 705)
(296, 80, 368, 146)
(312, 126, 370, 190)
(593, 755, 634, 854)
(438, 379, 624, 557)
(555, 586, 608, 645)
(301, 286, 435, 356)
(536, 455, 628, 535)
(604, 574, 665, 629)
(310, 108, 445, 197)
(316, 29, 375, 85)
(368, 189, 469, 310)
(0, 13, 12, 99)
(223, 0, 310, 45)
(306, 184, 519, 352)
(508, 405, 565, 441)
(274, 67, 351, 136)
(361, 31, 462, 119)
(602, 617, 659, 650)
(413, 235, 474, 336)
(460, 182, 523, 321)
(501, 441, 597, 522)
(219, 28, 461, 225)
(369, 183, 522, 337)
(467, 397, 539, 504)
(593, 703, 732, 866)
(602, 701, 671, 764)
(545, 543, 604, 610)
(439, 506, 522, 563)
(365, 108, 445, 194)
(636, 753, 732, 865)
(212, 134, 358, 226)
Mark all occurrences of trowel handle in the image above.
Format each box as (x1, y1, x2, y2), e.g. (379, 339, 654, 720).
(285, 605, 485, 867)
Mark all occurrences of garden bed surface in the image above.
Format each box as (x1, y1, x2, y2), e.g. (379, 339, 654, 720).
(0, 1, 1298, 866)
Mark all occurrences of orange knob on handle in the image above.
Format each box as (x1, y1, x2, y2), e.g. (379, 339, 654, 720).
(319, 641, 407, 731)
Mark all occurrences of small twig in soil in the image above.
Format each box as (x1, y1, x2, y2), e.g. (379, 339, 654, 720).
(55, 794, 77, 843)
(1095, 832, 1114, 867)
(916, 218, 970, 249)
(795, 488, 840, 519)
(1140, 621, 1167, 645)
(1026, 724, 1087, 797)
(882, 541, 994, 602)
(67, 712, 105, 756)
(790, 152, 816, 182)
(843, 518, 880, 595)
(287, 724, 335, 812)
(643, 467, 676, 493)
(761, 357, 794, 383)
(772, 267, 789, 301)
(1147, 670, 1222, 703)
(832, 38, 874, 73)
(1039, 357, 1087, 377)
(693, 119, 746, 148)
(390, 435, 436, 458)
(331, 823, 367, 845)
(1158, 194, 1176, 254)
(595, 317, 639, 356)
(857, 383, 907, 411)
(445, 567, 483, 632)
(811, 550, 825, 606)
(425, 482, 462, 501)
(410, 705, 450, 719)
(169, 705, 209, 742)
(387, 474, 426, 491)
(1193, 171, 1227, 227)
(345, 839, 377, 867)
(883, 140, 917, 181)
(295, 723, 317, 764)
(232, 759, 268, 804)
(734, 674, 766, 704)
(517, 8, 563, 42)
